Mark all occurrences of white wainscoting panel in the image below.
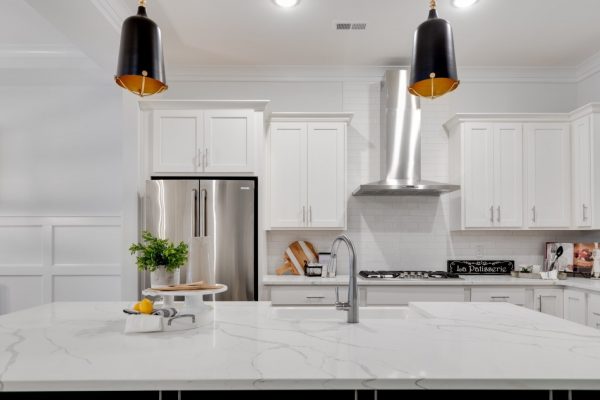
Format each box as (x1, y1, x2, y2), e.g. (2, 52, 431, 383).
(0, 217, 122, 314)
(0, 275, 43, 314)
(52, 275, 121, 302)
(0, 226, 43, 266)
(53, 225, 121, 266)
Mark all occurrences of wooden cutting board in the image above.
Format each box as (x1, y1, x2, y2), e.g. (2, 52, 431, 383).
(275, 241, 318, 275)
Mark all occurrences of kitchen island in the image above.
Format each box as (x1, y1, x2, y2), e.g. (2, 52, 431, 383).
(1, 301, 600, 396)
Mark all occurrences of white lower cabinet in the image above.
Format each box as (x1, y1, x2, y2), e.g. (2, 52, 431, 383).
(270, 286, 366, 306)
(587, 293, 600, 330)
(471, 287, 528, 306)
(533, 288, 564, 318)
(563, 289, 587, 325)
(364, 286, 465, 306)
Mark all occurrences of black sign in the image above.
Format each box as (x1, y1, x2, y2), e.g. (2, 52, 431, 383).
(447, 260, 514, 275)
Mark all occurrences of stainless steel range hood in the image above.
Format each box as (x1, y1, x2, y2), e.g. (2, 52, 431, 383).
(352, 69, 459, 196)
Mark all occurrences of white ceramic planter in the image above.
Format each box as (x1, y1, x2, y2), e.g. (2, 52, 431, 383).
(150, 266, 180, 288)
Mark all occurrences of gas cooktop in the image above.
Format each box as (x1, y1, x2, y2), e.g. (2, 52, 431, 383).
(359, 270, 461, 280)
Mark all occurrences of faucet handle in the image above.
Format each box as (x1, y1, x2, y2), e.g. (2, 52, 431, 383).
(335, 287, 350, 310)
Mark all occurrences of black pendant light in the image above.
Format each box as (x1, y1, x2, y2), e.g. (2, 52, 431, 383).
(408, 0, 459, 99)
(115, 0, 167, 97)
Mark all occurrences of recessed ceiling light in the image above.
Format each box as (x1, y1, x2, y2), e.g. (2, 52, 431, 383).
(452, 0, 479, 8)
(273, 0, 300, 8)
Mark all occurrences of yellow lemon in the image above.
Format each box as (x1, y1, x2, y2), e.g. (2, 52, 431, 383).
(132, 302, 141, 312)
(139, 298, 154, 314)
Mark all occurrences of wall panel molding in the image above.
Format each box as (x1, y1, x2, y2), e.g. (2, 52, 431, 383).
(0, 216, 122, 314)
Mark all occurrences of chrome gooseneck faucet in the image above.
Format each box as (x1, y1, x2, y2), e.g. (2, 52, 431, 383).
(329, 234, 359, 323)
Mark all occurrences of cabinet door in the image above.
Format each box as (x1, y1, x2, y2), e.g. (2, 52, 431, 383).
(533, 288, 564, 318)
(524, 123, 571, 228)
(588, 293, 600, 329)
(203, 110, 255, 172)
(493, 124, 523, 228)
(571, 116, 592, 228)
(563, 289, 586, 325)
(152, 110, 202, 173)
(463, 123, 495, 228)
(269, 123, 307, 228)
(306, 123, 346, 228)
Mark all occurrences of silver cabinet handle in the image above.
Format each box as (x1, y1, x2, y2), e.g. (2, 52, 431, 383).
(592, 312, 600, 317)
(532, 206, 536, 223)
(309, 205, 312, 224)
(197, 148, 203, 167)
(302, 206, 306, 224)
(538, 295, 542, 312)
(191, 189, 198, 237)
(583, 204, 588, 221)
(490, 206, 494, 223)
(497, 206, 501, 223)
(305, 296, 325, 299)
(204, 148, 209, 169)
(491, 296, 509, 299)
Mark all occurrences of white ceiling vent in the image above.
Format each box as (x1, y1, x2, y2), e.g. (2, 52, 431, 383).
(334, 21, 367, 31)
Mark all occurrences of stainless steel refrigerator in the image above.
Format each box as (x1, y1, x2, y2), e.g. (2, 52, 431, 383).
(143, 179, 257, 301)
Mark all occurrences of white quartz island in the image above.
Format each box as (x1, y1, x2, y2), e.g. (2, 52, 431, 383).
(1, 301, 600, 392)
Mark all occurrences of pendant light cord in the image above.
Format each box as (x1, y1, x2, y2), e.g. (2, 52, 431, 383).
(429, 0, 436, 9)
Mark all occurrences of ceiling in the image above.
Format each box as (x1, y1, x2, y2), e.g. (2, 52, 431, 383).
(7, 0, 600, 74)
(146, 0, 600, 67)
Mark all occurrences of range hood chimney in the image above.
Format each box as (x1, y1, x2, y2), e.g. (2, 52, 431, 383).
(352, 69, 459, 196)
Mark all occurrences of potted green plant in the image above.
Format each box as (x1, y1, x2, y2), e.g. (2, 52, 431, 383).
(129, 231, 189, 288)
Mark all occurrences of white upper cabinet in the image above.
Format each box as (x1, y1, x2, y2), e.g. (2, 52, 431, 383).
(142, 101, 267, 175)
(306, 123, 346, 228)
(463, 123, 495, 228)
(494, 124, 523, 228)
(203, 110, 255, 173)
(268, 113, 351, 230)
(569, 112, 600, 229)
(444, 105, 600, 231)
(451, 122, 523, 229)
(524, 123, 571, 228)
(269, 122, 307, 228)
(153, 110, 202, 173)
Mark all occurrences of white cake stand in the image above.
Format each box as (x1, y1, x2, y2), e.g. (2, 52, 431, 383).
(142, 285, 228, 327)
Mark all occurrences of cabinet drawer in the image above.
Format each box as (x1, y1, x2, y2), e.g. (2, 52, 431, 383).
(270, 286, 346, 305)
(365, 287, 464, 306)
(471, 287, 527, 306)
(588, 293, 600, 329)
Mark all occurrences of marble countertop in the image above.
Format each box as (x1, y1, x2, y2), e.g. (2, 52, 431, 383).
(263, 275, 600, 292)
(2, 301, 600, 391)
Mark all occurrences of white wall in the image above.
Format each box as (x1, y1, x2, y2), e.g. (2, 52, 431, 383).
(0, 84, 123, 313)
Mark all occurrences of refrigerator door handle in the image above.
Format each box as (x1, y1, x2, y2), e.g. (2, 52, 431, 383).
(200, 188, 208, 237)
(191, 189, 198, 237)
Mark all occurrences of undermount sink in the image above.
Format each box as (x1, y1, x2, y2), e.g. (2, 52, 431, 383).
(269, 306, 414, 321)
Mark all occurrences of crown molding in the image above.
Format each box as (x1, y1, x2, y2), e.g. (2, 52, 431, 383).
(269, 112, 354, 123)
(576, 50, 600, 82)
(138, 99, 271, 111)
(167, 64, 582, 84)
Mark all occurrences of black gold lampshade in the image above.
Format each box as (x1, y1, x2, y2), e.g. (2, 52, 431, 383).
(115, 0, 167, 97)
(408, 0, 459, 99)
